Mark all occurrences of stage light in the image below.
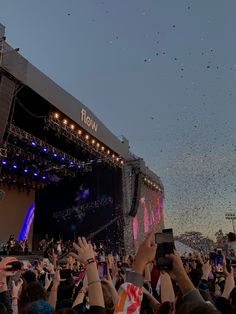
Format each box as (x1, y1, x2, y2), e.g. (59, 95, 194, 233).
(43, 148, 48, 152)
(112, 154, 115, 158)
(53, 153, 57, 157)
(77, 165, 81, 169)
(101, 146, 105, 151)
(107, 150, 110, 154)
(33, 172, 38, 176)
(85, 134, 89, 140)
(70, 124, 75, 130)
(116, 157, 119, 161)
(63, 119, 68, 125)
(120, 160, 124, 165)
(78, 130, 82, 135)
(24, 169, 28, 173)
(2, 160, 7, 165)
(13, 164, 17, 169)
(31, 141, 36, 146)
(91, 139, 95, 144)
(61, 157, 65, 161)
(54, 113, 59, 119)
(70, 161, 74, 165)
(96, 143, 100, 148)
(42, 176, 46, 180)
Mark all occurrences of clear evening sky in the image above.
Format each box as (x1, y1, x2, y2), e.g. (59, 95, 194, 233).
(1, 0, 236, 239)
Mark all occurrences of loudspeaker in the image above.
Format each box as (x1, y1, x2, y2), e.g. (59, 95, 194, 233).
(129, 171, 142, 217)
(0, 75, 15, 145)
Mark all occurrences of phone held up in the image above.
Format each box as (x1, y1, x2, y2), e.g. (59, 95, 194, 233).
(155, 228, 175, 270)
(7, 261, 23, 272)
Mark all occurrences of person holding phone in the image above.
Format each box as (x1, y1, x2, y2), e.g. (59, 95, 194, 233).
(0, 257, 19, 313)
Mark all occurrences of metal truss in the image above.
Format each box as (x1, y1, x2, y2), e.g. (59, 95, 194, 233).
(7, 123, 86, 169)
(47, 115, 122, 168)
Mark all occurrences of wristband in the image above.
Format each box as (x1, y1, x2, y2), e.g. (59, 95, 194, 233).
(51, 288, 58, 292)
(85, 258, 96, 267)
(88, 280, 100, 286)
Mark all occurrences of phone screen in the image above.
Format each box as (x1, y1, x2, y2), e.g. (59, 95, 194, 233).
(155, 229, 175, 270)
(209, 252, 223, 273)
(97, 262, 107, 279)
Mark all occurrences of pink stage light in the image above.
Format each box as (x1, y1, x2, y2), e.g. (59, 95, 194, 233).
(132, 215, 139, 240)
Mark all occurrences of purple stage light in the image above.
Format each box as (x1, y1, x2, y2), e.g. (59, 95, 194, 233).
(33, 172, 38, 176)
(53, 153, 57, 157)
(43, 148, 48, 152)
(42, 176, 46, 180)
(77, 165, 81, 169)
(70, 161, 74, 165)
(2, 160, 7, 165)
(31, 141, 36, 146)
(61, 157, 65, 161)
(24, 169, 28, 173)
(13, 164, 17, 169)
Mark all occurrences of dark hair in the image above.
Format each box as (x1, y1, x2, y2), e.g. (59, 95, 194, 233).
(228, 232, 236, 242)
(215, 297, 232, 314)
(20, 300, 53, 314)
(189, 269, 203, 287)
(22, 271, 37, 284)
(19, 282, 47, 310)
(56, 309, 76, 314)
(0, 302, 8, 314)
(230, 287, 236, 305)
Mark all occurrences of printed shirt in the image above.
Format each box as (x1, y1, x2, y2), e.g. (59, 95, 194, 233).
(115, 282, 143, 314)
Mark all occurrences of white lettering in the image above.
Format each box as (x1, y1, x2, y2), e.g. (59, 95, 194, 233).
(81, 109, 98, 132)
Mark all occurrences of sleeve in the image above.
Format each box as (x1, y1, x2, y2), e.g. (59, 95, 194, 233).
(198, 279, 209, 292)
(115, 283, 143, 314)
(182, 288, 205, 304)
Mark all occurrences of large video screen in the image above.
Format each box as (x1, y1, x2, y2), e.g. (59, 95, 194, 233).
(33, 165, 122, 250)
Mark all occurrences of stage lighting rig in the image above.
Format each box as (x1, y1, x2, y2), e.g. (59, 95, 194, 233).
(47, 113, 124, 168)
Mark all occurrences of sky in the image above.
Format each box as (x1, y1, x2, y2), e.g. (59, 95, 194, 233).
(1, 0, 236, 239)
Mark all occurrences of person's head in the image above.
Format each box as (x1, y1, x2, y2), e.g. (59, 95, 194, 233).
(19, 282, 47, 309)
(66, 255, 75, 266)
(20, 300, 53, 314)
(22, 271, 37, 284)
(228, 232, 236, 242)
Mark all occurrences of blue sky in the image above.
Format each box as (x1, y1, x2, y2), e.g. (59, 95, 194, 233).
(1, 0, 236, 239)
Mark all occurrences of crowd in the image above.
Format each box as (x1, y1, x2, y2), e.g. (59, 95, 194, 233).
(1, 231, 236, 314)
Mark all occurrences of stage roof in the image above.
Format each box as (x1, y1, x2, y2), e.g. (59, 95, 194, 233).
(0, 23, 163, 190)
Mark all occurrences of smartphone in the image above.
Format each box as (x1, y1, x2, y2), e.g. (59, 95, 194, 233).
(97, 262, 107, 279)
(155, 228, 175, 270)
(60, 269, 72, 279)
(209, 252, 223, 273)
(8, 271, 21, 290)
(7, 261, 23, 271)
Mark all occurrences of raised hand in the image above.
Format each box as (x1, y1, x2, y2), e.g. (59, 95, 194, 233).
(12, 278, 23, 298)
(0, 257, 17, 280)
(133, 232, 157, 275)
(72, 237, 95, 264)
